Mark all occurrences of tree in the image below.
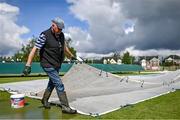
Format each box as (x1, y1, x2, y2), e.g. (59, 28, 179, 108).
(164, 61, 174, 66)
(13, 36, 77, 62)
(13, 36, 40, 62)
(122, 51, 133, 64)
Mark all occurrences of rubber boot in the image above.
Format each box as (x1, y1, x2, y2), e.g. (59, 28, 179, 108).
(58, 91, 77, 114)
(41, 89, 51, 109)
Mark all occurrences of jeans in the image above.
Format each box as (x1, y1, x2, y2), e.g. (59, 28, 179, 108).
(43, 67, 64, 94)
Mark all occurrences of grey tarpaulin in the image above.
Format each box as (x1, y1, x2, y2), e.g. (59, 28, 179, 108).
(0, 64, 180, 116)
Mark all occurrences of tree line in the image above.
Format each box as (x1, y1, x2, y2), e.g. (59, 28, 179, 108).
(1, 37, 76, 62)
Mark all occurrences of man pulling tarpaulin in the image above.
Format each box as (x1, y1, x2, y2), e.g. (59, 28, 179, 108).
(22, 17, 77, 114)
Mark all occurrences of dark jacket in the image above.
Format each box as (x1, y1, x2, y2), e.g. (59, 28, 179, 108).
(40, 28, 65, 68)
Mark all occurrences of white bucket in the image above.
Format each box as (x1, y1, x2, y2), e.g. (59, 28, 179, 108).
(10, 94, 25, 108)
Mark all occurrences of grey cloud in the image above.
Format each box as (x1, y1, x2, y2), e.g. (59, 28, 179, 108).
(68, 0, 180, 54)
(120, 0, 180, 50)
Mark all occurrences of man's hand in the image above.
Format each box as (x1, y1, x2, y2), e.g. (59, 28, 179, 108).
(22, 66, 31, 76)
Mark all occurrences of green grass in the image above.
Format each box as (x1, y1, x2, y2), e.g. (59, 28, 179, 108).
(0, 90, 180, 119)
(101, 90, 180, 119)
(0, 72, 66, 84)
(0, 76, 180, 119)
(0, 76, 48, 84)
(0, 91, 91, 119)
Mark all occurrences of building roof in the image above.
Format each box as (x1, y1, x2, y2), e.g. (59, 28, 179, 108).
(102, 57, 121, 61)
(165, 55, 180, 60)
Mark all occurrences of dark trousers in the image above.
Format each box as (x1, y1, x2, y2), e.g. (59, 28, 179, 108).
(43, 67, 64, 94)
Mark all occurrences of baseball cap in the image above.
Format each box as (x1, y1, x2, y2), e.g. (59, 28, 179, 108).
(52, 17, 65, 29)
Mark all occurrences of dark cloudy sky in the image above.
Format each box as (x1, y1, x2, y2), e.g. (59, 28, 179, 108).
(121, 0, 180, 50)
(67, 0, 180, 55)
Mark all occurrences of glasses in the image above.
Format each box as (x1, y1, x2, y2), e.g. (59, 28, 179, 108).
(52, 23, 62, 33)
(52, 24, 57, 28)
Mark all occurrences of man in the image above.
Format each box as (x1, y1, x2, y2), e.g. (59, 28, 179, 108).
(23, 17, 77, 114)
